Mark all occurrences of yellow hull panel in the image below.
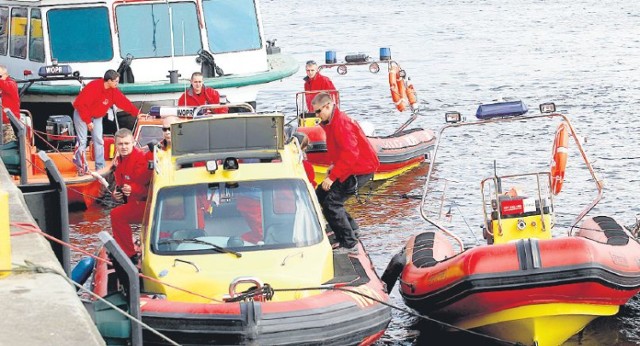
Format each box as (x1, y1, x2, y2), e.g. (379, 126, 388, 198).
(312, 160, 422, 186)
(457, 303, 618, 346)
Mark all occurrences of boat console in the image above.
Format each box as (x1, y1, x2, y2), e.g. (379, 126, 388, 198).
(481, 172, 554, 245)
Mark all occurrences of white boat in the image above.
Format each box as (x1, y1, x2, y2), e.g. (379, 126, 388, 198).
(0, 0, 298, 124)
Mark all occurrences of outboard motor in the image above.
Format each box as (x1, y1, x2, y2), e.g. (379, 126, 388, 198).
(46, 115, 75, 150)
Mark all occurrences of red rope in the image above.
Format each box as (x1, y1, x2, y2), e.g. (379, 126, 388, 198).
(10, 222, 109, 264)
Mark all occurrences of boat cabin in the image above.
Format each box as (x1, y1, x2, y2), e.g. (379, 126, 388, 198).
(143, 112, 330, 297)
(1, 0, 267, 81)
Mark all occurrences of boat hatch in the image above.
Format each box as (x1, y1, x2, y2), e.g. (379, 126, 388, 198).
(172, 114, 285, 158)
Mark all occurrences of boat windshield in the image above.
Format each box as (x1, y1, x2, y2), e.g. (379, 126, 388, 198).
(150, 179, 323, 254)
(115, 2, 202, 59)
(202, 0, 261, 53)
(47, 7, 113, 63)
(135, 124, 163, 149)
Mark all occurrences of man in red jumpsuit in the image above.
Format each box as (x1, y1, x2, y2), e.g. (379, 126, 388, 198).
(177, 72, 228, 114)
(110, 128, 152, 263)
(311, 92, 379, 254)
(303, 60, 339, 111)
(73, 69, 147, 174)
(0, 65, 20, 143)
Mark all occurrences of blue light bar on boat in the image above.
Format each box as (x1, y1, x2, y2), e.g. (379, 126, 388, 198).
(149, 106, 195, 118)
(475, 100, 528, 119)
(38, 65, 73, 77)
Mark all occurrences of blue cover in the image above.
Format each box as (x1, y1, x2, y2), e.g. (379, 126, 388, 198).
(71, 256, 96, 285)
(475, 100, 528, 119)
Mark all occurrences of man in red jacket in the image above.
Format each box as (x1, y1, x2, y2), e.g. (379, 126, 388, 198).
(303, 60, 339, 112)
(177, 72, 228, 114)
(0, 65, 19, 143)
(311, 92, 379, 254)
(110, 128, 152, 263)
(72, 69, 147, 174)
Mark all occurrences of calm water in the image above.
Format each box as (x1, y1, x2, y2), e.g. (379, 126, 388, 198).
(70, 0, 640, 344)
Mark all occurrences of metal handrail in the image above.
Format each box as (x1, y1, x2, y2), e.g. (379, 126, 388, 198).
(419, 112, 603, 252)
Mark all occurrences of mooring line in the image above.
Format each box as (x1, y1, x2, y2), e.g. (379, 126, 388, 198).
(1, 261, 180, 346)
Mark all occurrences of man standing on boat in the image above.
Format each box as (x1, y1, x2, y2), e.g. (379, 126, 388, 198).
(177, 72, 228, 114)
(311, 92, 378, 254)
(303, 60, 339, 112)
(110, 128, 152, 264)
(0, 65, 20, 143)
(72, 69, 147, 175)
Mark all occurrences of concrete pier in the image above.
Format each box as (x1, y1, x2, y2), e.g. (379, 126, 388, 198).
(0, 161, 104, 345)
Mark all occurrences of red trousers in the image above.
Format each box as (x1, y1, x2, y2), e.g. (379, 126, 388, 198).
(110, 200, 146, 257)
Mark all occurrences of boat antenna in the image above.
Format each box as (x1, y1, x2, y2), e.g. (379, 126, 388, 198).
(165, 0, 180, 83)
(168, 0, 175, 70)
(494, 160, 502, 194)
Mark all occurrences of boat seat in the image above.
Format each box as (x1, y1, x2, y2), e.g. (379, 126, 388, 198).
(172, 228, 206, 240)
(264, 222, 294, 245)
(227, 236, 245, 247)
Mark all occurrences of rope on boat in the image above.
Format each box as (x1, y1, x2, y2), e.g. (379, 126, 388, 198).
(0, 261, 180, 346)
(273, 286, 523, 346)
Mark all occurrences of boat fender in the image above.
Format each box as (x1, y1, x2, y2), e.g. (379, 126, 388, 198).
(406, 82, 418, 109)
(381, 248, 406, 292)
(71, 256, 96, 286)
(389, 66, 407, 112)
(550, 121, 569, 195)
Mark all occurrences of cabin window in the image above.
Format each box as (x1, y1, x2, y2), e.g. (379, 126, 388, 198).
(202, 0, 261, 53)
(0, 7, 8, 56)
(48, 7, 113, 63)
(151, 179, 323, 254)
(135, 125, 163, 149)
(29, 9, 43, 62)
(115, 3, 202, 59)
(9, 7, 27, 59)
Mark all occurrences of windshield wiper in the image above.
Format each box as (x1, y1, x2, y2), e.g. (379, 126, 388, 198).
(158, 238, 242, 258)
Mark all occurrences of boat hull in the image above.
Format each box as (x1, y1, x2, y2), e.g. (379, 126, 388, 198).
(393, 218, 640, 346)
(298, 126, 435, 184)
(92, 243, 391, 345)
(26, 144, 113, 208)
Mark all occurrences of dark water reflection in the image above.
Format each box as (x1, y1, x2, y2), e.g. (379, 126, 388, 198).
(69, 0, 640, 344)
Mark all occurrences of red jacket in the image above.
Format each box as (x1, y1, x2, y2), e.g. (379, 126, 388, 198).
(0, 77, 20, 124)
(321, 106, 379, 182)
(303, 73, 339, 110)
(114, 147, 152, 202)
(73, 79, 140, 124)
(303, 160, 317, 188)
(177, 87, 228, 114)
